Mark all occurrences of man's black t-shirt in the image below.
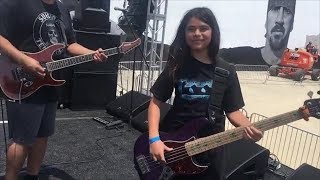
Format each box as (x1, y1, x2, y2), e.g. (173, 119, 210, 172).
(0, 0, 76, 103)
(150, 57, 245, 131)
(219, 46, 269, 66)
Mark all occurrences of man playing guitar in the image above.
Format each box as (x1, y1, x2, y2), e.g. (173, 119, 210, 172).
(0, 0, 107, 179)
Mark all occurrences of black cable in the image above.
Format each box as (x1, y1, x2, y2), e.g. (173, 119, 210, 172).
(267, 153, 289, 178)
(118, 7, 150, 131)
(267, 168, 288, 179)
(138, 42, 144, 91)
(128, 48, 138, 130)
(118, 63, 124, 96)
(22, 131, 125, 170)
(119, 7, 149, 69)
(1, 98, 8, 154)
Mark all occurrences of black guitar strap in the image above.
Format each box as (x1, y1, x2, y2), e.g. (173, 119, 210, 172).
(208, 58, 230, 126)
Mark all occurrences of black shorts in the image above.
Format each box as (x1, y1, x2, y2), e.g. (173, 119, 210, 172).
(6, 100, 57, 145)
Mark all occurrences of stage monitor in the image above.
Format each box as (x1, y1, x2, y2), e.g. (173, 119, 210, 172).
(81, 0, 110, 12)
(224, 139, 270, 180)
(286, 163, 320, 180)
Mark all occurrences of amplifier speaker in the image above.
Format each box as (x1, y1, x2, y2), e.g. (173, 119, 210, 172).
(54, 68, 74, 108)
(131, 102, 171, 132)
(285, 163, 320, 180)
(74, 31, 121, 73)
(70, 72, 117, 110)
(224, 139, 270, 180)
(0, 89, 5, 99)
(105, 91, 151, 121)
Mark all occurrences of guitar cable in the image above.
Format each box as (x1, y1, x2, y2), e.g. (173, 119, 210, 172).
(18, 80, 23, 104)
(115, 5, 149, 131)
(267, 153, 288, 178)
(114, 6, 150, 69)
(1, 98, 8, 154)
(31, 131, 124, 171)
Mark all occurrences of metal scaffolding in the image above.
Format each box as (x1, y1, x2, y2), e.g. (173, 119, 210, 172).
(140, 0, 168, 94)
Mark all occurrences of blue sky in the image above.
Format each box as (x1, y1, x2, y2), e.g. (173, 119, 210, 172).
(110, 0, 319, 49)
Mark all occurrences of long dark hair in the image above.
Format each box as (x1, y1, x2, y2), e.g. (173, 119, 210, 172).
(167, 7, 221, 76)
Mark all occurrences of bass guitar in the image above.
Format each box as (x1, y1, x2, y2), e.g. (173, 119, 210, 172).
(134, 97, 320, 180)
(0, 38, 141, 100)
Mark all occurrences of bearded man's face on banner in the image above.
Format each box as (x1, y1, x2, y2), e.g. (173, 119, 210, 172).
(265, 6, 294, 51)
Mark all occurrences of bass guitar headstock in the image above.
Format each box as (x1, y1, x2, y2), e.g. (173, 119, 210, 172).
(304, 91, 320, 119)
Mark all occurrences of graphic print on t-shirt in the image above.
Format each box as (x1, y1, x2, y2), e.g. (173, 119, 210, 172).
(177, 79, 212, 101)
(33, 12, 64, 55)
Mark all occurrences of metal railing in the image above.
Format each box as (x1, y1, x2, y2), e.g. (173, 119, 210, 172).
(235, 64, 320, 85)
(226, 112, 320, 169)
(117, 61, 165, 95)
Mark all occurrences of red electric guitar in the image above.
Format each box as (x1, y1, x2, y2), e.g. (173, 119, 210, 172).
(0, 38, 141, 100)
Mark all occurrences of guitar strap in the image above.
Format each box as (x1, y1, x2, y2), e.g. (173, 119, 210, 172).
(208, 58, 230, 131)
(196, 58, 231, 168)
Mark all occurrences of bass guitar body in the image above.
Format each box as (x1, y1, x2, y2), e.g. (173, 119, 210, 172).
(134, 118, 210, 180)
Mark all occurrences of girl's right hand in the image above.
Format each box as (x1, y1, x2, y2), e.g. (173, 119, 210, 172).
(149, 140, 173, 162)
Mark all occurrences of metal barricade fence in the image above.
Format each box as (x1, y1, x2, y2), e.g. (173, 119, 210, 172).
(249, 112, 319, 169)
(117, 60, 167, 96)
(235, 64, 320, 85)
(235, 65, 269, 84)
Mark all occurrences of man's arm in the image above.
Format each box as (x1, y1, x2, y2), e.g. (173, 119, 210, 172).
(66, 42, 107, 61)
(0, 35, 45, 76)
(0, 35, 32, 65)
(66, 42, 95, 56)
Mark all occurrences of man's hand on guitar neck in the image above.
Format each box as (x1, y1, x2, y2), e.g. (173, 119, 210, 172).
(93, 48, 108, 61)
(66, 43, 107, 61)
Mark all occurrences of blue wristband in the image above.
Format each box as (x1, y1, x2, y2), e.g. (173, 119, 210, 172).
(149, 136, 160, 144)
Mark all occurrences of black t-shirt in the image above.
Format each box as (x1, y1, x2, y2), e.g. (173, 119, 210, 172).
(219, 46, 269, 66)
(0, 0, 76, 103)
(150, 57, 244, 131)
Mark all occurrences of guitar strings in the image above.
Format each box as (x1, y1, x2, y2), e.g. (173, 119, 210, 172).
(149, 111, 308, 171)
(141, 111, 306, 172)
(144, 129, 241, 169)
(143, 128, 244, 170)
